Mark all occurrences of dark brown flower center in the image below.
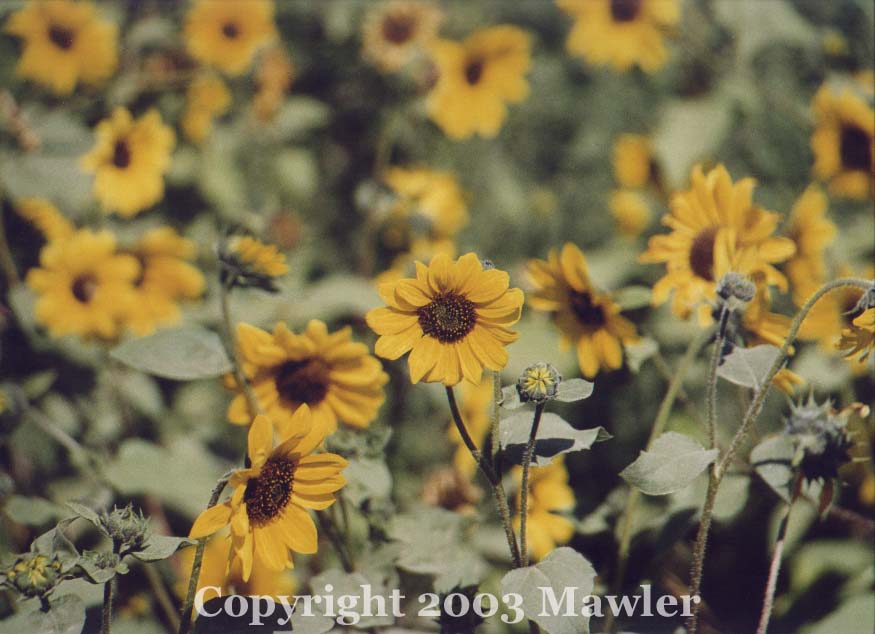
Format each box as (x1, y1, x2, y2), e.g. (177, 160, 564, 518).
(417, 292, 477, 343)
(464, 58, 484, 85)
(569, 290, 606, 327)
(275, 359, 329, 405)
(112, 140, 131, 168)
(222, 22, 240, 39)
(611, 0, 642, 22)
(839, 125, 872, 172)
(48, 24, 75, 50)
(689, 227, 719, 281)
(382, 12, 416, 44)
(243, 457, 295, 527)
(71, 274, 97, 303)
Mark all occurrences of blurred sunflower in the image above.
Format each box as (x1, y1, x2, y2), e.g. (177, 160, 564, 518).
(362, 0, 443, 73)
(610, 189, 651, 238)
(639, 164, 796, 323)
(837, 308, 874, 364)
(225, 320, 388, 439)
(513, 458, 575, 562)
(448, 375, 493, 478)
(13, 198, 73, 242)
(123, 228, 205, 336)
(189, 410, 347, 579)
(253, 46, 294, 121)
(80, 108, 176, 218)
(181, 72, 231, 143)
(184, 0, 276, 76)
(366, 252, 524, 385)
(421, 466, 482, 514)
(784, 185, 836, 303)
(797, 265, 868, 350)
(383, 167, 469, 239)
(527, 243, 638, 379)
(228, 235, 288, 277)
(426, 25, 531, 140)
(613, 134, 657, 189)
(557, 0, 680, 73)
(4, 0, 117, 95)
(811, 81, 875, 199)
(26, 229, 140, 339)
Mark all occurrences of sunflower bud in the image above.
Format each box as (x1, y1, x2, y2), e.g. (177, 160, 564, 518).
(716, 272, 756, 310)
(100, 505, 151, 553)
(516, 362, 562, 404)
(784, 396, 853, 483)
(5, 553, 62, 598)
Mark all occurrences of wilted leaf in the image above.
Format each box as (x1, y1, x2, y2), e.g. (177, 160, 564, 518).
(110, 326, 232, 381)
(717, 344, 781, 389)
(500, 412, 610, 466)
(620, 432, 718, 496)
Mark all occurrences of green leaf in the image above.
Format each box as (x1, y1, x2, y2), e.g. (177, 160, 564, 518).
(625, 337, 659, 373)
(309, 569, 395, 628)
(500, 547, 597, 634)
(501, 385, 523, 410)
(750, 435, 795, 502)
(110, 326, 232, 381)
(555, 378, 594, 402)
(620, 432, 718, 496)
(3, 496, 63, 526)
(342, 457, 392, 507)
(132, 535, 193, 562)
(65, 502, 104, 533)
(500, 412, 610, 466)
(801, 594, 875, 634)
(0, 595, 85, 634)
(717, 344, 781, 389)
(611, 286, 652, 310)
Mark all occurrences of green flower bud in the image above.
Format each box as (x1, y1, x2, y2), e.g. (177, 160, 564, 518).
(716, 272, 756, 308)
(517, 362, 562, 403)
(100, 504, 151, 553)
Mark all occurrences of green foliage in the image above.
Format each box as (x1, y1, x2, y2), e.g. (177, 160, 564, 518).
(110, 327, 232, 381)
(620, 432, 719, 496)
(716, 344, 782, 389)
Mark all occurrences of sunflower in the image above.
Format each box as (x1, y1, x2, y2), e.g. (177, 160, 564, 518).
(189, 409, 347, 579)
(613, 134, 657, 189)
(639, 164, 796, 323)
(557, 0, 680, 73)
(811, 81, 875, 199)
(384, 167, 469, 239)
(448, 375, 493, 478)
(184, 0, 276, 76)
(513, 459, 575, 562)
(784, 185, 836, 303)
(527, 243, 638, 379)
(80, 108, 176, 218)
(837, 308, 874, 365)
(253, 46, 294, 121)
(366, 252, 524, 386)
(123, 228, 205, 336)
(181, 72, 231, 143)
(226, 320, 388, 439)
(228, 236, 288, 277)
(362, 0, 443, 73)
(426, 26, 532, 140)
(26, 229, 140, 339)
(4, 0, 117, 95)
(610, 189, 651, 238)
(14, 198, 73, 242)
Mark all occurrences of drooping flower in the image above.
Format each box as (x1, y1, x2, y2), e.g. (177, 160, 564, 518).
(26, 229, 140, 339)
(362, 0, 442, 73)
(189, 410, 346, 579)
(837, 308, 874, 364)
(610, 189, 651, 238)
(181, 72, 231, 143)
(557, 0, 680, 73)
(784, 185, 837, 303)
(639, 164, 796, 323)
(226, 320, 388, 439)
(184, 0, 277, 76)
(527, 243, 638, 379)
(513, 459, 575, 562)
(366, 253, 524, 385)
(80, 108, 176, 218)
(426, 26, 532, 140)
(13, 198, 74, 242)
(4, 0, 117, 95)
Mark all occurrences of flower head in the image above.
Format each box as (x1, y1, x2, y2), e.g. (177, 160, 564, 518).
(366, 253, 524, 385)
(182, 72, 231, 143)
(189, 409, 347, 579)
(362, 0, 442, 73)
(4, 0, 117, 95)
(383, 167, 469, 239)
(785, 396, 854, 483)
(5, 553, 63, 598)
(784, 185, 836, 302)
(100, 504, 151, 553)
(513, 459, 574, 562)
(837, 308, 875, 364)
(220, 235, 288, 292)
(184, 0, 276, 76)
(517, 362, 562, 404)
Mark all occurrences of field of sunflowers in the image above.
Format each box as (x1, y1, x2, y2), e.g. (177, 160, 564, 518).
(0, 1, 873, 634)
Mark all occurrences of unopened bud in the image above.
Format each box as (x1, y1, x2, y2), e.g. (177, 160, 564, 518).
(517, 362, 562, 404)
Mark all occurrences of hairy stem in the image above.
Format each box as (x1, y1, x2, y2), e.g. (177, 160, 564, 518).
(101, 575, 114, 634)
(519, 402, 545, 567)
(219, 281, 261, 419)
(756, 479, 800, 634)
(490, 371, 503, 470)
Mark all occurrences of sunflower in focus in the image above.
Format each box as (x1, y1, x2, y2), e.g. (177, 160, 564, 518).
(181, 72, 231, 143)
(384, 167, 469, 239)
(811, 81, 875, 199)
(527, 243, 638, 379)
(362, 0, 443, 73)
(513, 459, 575, 562)
(14, 198, 73, 242)
(366, 253, 524, 385)
(226, 320, 388, 439)
(558, 0, 680, 73)
(426, 26, 532, 140)
(184, 0, 277, 76)
(26, 229, 140, 339)
(448, 375, 493, 478)
(639, 164, 796, 323)
(80, 108, 175, 218)
(189, 410, 346, 579)
(4, 0, 117, 95)
(610, 190, 651, 238)
(784, 185, 836, 302)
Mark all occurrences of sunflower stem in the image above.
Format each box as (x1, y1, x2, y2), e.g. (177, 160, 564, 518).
(101, 570, 114, 634)
(179, 478, 228, 634)
(218, 280, 261, 420)
(490, 370, 503, 473)
(519, 402, 545, 567)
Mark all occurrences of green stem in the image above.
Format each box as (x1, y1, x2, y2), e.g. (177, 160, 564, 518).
(178, 478, 229, 634)
(519, 402, 545, 567)
(219, 281, 261, 419)
(317, 510, 354, 573)
(706, 307, 729, 450)
(101, 574, 114, 634)
(490, 371, 503, 470)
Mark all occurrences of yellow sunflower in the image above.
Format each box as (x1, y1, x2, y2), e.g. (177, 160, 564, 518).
(639, 163, 796, 323)
(4, 0, 117, 95)
(80, 108, 176, 218)
(123, 228, 205, 336)
(613, 133, 656, 189)
(610, 189, 651, 238)
(184, 0, 277, 76)
(426, 25, 532, 140)
(837, 308, 874, 365)
(513, 458, 575, 562)
(182, 72, 231, 143)
(784, 185, 836, 303)
(225, 320, 388, 439)
(384, 167, 469, 239)
(811, 81, 875, 199)
(189, 409, 347, 579)
(448, 375, 493, 478)
(557, 0, 680, 73)
(14, 198, 74, 242)
(26, 229, 140, 339)
(366, 252, 524, 386)
(227, 236, 288, 277)
(527, 243, 638, 379)
(362, 0, 443, 73)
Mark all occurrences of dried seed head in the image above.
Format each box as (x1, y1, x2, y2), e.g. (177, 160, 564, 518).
(784, 395, 853, 482)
